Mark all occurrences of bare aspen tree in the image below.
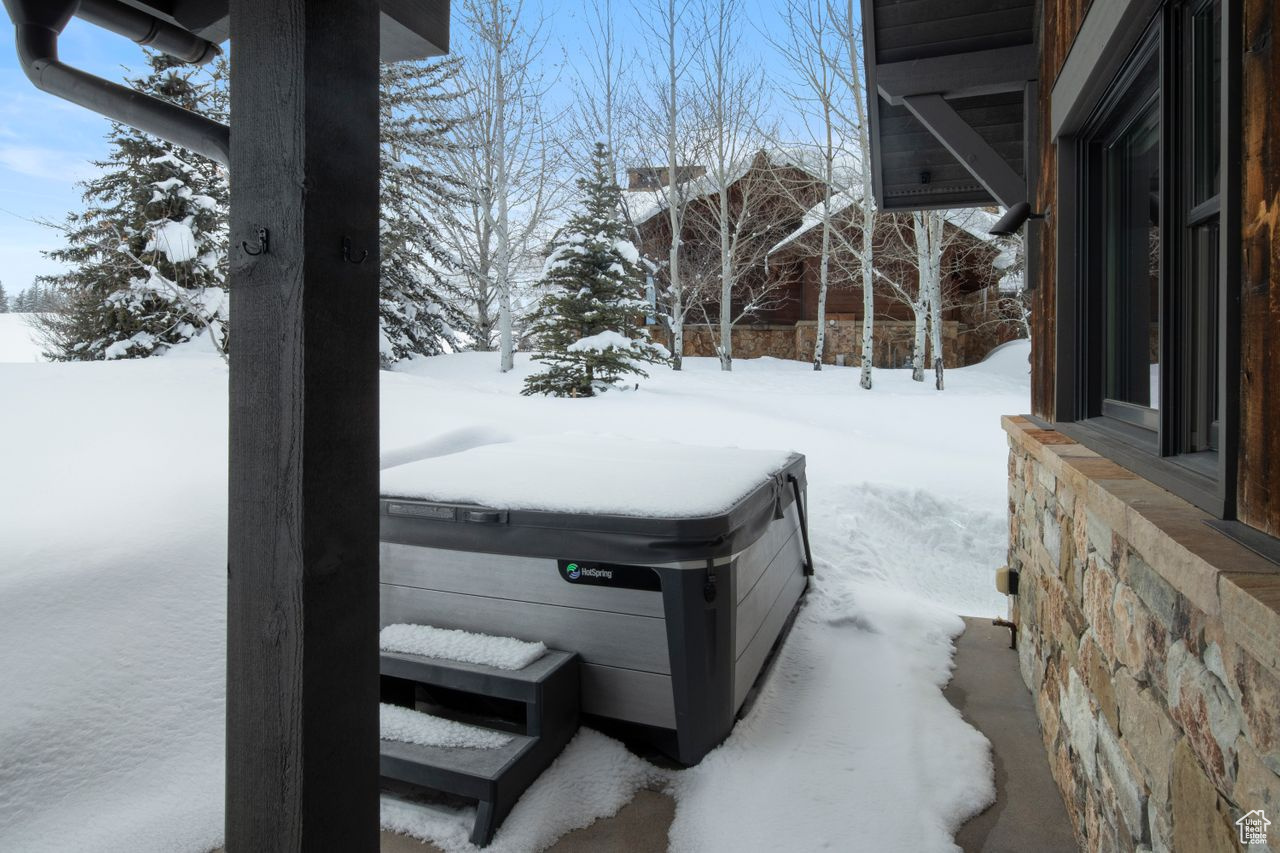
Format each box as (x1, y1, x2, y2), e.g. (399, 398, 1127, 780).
(634, 0, 701, 370)
(683, 155, 807, 332)
(912, 209, 946, 388)
(695, 0, 768, 371)
(827, 1, 878, 388)
(443, 0, 561, 371)
(568, 0, 629, 178)
(774, 0, 844, 371)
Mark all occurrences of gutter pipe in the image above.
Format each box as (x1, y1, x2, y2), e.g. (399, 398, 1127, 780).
(2, 0, 230, 165)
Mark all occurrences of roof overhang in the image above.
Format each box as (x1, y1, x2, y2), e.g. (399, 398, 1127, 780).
(116, 0, 449, 60)
(861, 0, 1037, 213)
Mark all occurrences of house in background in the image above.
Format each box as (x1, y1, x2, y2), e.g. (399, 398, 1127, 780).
(624, 149, 1023, 367)
(861, 0, 1280, 849)
(763, 199, 1025, 367)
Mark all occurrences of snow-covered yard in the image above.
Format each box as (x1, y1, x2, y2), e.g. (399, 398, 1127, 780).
(0, 331, 1030, 852)
(0, 314, 47, 363)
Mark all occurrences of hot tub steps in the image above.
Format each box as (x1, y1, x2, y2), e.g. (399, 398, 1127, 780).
(379, 647, 580, 847)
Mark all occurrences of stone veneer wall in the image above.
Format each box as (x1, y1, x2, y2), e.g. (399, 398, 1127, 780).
(1003, 416, 1280, 853)
(655, 320, 972, 367)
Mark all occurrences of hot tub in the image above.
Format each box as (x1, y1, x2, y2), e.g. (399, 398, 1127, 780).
(378, 434, 811, 765)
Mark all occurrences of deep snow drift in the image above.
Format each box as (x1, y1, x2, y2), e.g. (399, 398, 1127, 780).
(0, 334, 1029, 852)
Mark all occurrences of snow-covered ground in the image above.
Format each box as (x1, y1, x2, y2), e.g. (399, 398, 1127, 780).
(0, 331, 1030, 852)
(0, 314, 47, 362)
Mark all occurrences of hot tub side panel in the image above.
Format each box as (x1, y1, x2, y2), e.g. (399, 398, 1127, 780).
(658, 501, 809, 765)
(734, 501, 808, 711)
(380, 545, 677, 728)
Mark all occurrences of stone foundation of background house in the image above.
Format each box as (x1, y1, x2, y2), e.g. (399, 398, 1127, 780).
(650, 320, 986, 368)
(1003, 416, 1280, 853)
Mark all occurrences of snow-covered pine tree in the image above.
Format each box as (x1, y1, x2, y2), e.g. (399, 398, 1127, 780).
(378, 57, 476, 366)
(522, 143, 668, 397)
(0, 283, 8, 313)
(35, 51, 228, 361)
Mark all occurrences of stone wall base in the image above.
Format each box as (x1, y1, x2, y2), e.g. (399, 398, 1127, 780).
(1003, 416, 1280, 853)
(651, 319, 1000, 368)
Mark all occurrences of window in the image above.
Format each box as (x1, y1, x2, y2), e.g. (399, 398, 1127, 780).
(1090, 41, 1161, 431)
(1066, 0, 1231, 511)
(1179, 0, 1222, 460)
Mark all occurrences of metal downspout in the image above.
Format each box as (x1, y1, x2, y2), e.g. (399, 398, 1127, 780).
(2, 0, 230, 165)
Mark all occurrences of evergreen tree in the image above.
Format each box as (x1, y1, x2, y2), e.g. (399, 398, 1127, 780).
(378, 57, 475, 366)
(0, 283, 8, 313)
(35, 51, 229, 361)
(522, 143, 668, 397)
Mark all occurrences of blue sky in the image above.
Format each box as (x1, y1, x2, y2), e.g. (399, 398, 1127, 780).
(0, 17, 143, 295)
(0, 2, 836, 294)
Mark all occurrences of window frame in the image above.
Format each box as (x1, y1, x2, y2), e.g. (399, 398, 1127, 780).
(1051, 0, 1240, 518)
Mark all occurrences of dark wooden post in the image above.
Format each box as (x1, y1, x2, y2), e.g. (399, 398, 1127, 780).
(225, 0, 381, 848)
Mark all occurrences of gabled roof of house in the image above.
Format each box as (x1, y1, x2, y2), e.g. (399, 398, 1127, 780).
(764, 198, 1019, 292)
(623, 144, 866, 229)
(765, 189, 862, 257)
(765, 196, 1005, 260)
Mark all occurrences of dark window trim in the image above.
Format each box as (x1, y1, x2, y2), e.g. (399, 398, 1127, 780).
(1216, 0, 1241, 519)
(1053, 420, 1225, 516)
(1051, 0, 1240, 519)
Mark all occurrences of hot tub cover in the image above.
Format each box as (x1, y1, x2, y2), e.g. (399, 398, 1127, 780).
(379, 433, 807, 563)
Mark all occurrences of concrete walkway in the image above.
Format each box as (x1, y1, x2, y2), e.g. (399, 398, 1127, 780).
(947, 618, 1079, 852)
(218, 618, 1075, 852)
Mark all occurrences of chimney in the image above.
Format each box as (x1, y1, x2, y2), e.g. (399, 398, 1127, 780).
(627, 165, 705, 191)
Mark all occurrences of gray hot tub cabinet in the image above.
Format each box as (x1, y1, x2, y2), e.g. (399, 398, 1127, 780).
(379, 451, 811, 766)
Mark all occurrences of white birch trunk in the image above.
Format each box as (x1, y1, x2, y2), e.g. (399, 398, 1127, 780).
(927, 211, 944, 390)
(912, 211, 929, 382)
(813, 193, 830, 370)
(718, 185, 733, 371)
(849, 0, 875, 389)
(813, 66, 834, 372)
(493, 0, 514, 373)
(665, 0, 683, 371)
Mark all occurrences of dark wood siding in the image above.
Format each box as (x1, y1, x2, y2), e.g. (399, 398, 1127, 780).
(1035, 0, 1280, 533)
(1031, 0, 1094, 419)
(1239, 0, 1280, 535)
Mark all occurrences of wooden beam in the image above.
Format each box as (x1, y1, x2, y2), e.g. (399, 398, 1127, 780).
(900, 94, 1026, 209)
(225, 0, 381, 849)
(875, 45, 1037, 104)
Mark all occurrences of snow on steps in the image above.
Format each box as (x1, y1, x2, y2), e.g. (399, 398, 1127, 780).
(379, 628, 581, 847)
(380, 703, 513, 750)
(380, 623, 547, 671)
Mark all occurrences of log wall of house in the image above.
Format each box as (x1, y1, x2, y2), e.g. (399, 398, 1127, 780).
(1033, 0, 1279, 533)
(1239, 0, 1280, 537)
(1031, 0, 1094, 420)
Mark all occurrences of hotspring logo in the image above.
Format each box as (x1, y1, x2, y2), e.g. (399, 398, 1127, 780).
(566, 562, 612, 581)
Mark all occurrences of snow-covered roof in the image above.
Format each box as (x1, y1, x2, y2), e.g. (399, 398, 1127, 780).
(768, 200, 1010, 261)
(766, 189, 862, 257)
(941, 208, 1004, 243)
(623, 143, 866, 230)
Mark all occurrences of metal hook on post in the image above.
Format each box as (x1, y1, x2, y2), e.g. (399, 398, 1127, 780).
(242, 227, 268, 256)
(342, 236, 368, 265)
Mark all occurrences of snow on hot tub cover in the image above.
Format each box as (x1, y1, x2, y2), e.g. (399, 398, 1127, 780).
(379, 433, 798, 518)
